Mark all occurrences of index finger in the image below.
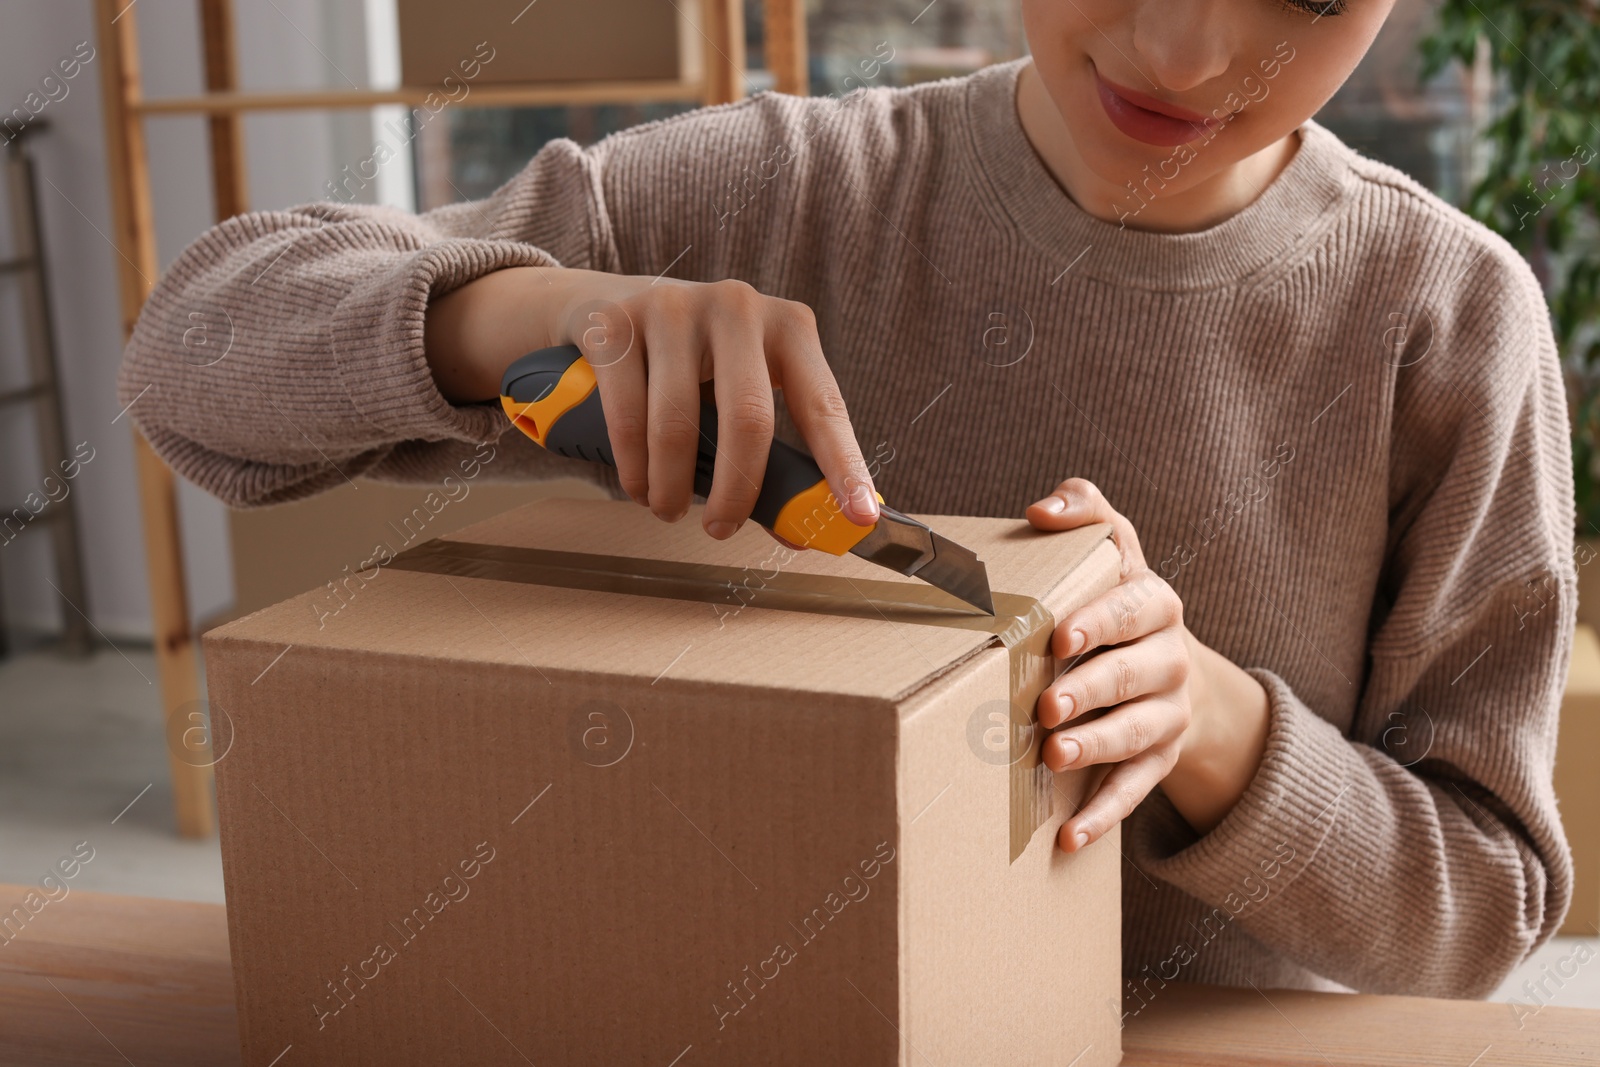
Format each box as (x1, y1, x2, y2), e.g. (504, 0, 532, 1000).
(765, 303, 878, 526)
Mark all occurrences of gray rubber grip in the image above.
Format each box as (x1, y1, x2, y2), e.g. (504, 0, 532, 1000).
(503, 345, 830, 524)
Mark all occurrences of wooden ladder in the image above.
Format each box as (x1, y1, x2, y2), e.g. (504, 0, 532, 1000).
(0, 120, 92, 661)
(94, 0, 808, 838)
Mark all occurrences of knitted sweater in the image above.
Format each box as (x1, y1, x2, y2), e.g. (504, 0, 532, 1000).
(120, 58, 1576, 1002)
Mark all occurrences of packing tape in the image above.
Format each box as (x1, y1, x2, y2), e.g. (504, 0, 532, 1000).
(391, 539, 1060, 861)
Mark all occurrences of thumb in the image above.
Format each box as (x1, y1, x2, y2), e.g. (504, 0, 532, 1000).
(1026, 489, 1086, 531)
(1025, 478, 1146, 573)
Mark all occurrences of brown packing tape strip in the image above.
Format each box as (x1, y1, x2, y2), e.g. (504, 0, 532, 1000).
(391, 539, 1059, 862)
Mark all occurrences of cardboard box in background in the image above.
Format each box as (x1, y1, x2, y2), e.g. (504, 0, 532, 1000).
(223, 477, 608, 623)
(203, 499, 1124, 1065)
(397, 0, 701, 88)
(1557, 624, 1600, 937)
(1573, 537, 1600, 635)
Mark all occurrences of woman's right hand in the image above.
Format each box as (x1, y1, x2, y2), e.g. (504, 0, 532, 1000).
(424, 266, 880, 541)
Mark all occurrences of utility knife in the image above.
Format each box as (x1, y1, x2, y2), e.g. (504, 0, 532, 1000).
(499, 345, 995, 614)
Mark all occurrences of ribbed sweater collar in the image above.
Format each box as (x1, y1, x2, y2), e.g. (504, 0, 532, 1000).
(963, 58, 1354, 291)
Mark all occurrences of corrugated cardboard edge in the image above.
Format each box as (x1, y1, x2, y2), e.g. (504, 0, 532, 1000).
(896, 642, 1123, 1067)
(892, 531, 1123, 1065)
(876, 526, 1119, 862)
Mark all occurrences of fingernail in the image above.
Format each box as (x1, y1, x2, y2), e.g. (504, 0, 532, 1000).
(1058, 692, 1076, 720)
(706, 520, 735, 539)
(1056, 736, 1081, 766)
(1034, 495, 1065, 514)
(848, 489, 879, 524)
(1074, 831, 1090, 849)
(1067, 629, 1086, 655)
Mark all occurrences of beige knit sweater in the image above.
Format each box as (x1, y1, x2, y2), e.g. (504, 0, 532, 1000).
(121, 58, 1576, 1004)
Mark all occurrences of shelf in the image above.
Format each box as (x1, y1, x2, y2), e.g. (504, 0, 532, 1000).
(133, 80, 708, 116)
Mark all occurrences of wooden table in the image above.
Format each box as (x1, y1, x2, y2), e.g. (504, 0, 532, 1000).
(1, 885, 1595, 1065)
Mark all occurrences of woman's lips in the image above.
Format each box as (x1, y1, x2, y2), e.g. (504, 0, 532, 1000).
(1093, 69, 1217, 147)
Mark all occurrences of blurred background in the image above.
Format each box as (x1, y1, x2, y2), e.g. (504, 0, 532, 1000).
(0, 0, 1595, 1009)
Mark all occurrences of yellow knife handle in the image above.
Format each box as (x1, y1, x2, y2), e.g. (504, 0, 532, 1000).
(500, 346, 880, 555)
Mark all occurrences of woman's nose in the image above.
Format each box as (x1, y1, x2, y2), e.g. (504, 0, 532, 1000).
(1128, 0, 1235, 95)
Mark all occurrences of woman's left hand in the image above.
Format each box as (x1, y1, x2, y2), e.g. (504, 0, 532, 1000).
(1027, 478, 1195, 853)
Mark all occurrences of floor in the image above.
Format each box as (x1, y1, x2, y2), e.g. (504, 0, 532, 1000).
(0, 644, 225, 904)
(2, 644, 1597, 1012)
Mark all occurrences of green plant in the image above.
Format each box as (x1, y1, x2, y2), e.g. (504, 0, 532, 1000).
(1421, 2, 1600, 535)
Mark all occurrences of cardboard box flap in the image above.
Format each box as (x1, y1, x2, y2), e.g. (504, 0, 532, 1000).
(207, 499, 1113, 705)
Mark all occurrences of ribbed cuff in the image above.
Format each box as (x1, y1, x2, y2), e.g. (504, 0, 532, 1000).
(1129, 668, 1350, 901)
(330, 236, 562, 445)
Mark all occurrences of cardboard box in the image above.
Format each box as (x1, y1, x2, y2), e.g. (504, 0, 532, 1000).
(1557, 624, 1600, 936)
(204, 499, 1124, 1065)
(397, 0, 700, 89)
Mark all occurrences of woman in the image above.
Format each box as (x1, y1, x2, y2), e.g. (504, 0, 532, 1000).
(120, 0, 1575, 1004)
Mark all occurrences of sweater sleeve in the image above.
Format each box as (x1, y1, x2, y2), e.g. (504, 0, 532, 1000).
(117, 139, 620, 507)
(119, 84, 918, 508)
(1127, 236, 1577, 998)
